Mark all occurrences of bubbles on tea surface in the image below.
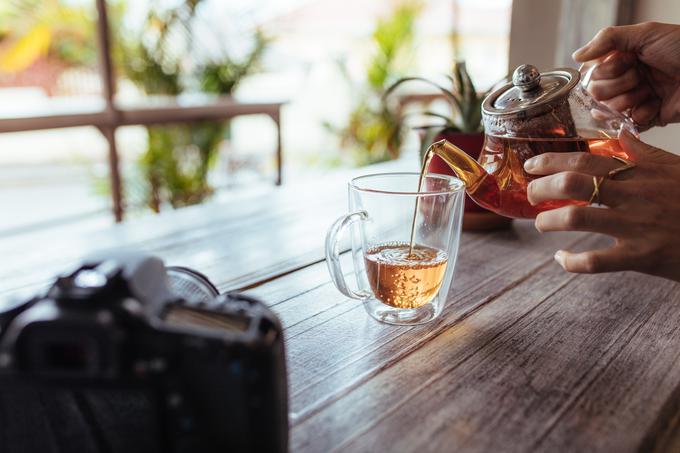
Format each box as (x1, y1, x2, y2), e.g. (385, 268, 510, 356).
(364, 242, 448, 309)
(365, 241, 447, 267)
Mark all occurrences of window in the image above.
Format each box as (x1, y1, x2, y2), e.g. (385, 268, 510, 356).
(0, 0, 513, 234)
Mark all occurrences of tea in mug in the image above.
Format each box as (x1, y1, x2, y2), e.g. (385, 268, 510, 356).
(364, 242, 448, 309)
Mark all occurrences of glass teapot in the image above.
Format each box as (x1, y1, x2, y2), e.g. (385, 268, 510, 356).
(425, 63, 638, 218)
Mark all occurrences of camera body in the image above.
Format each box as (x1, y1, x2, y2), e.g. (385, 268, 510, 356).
(0, 253, 288, 453)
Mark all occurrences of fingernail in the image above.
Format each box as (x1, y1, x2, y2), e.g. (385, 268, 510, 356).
(524, 158, 536, 172)
(554, 250, 566, 267)
(527, 181, 539, 206)
(572, 47, 586, 60)
(534, 217, 543, 232)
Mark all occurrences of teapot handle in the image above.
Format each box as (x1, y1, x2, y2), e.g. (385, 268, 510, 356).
(578, 61, 641, 133)
(578, 61, 598, 89)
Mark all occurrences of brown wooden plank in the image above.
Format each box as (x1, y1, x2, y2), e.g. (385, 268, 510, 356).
(0, 185, 323, 286)
(285, 228, 591, 413)
(648, 405, 680, 453)
(536, 286, 680, 453)
(244, 221, 596, 425)
(290, 257, 579, 452)
(0, 99, 284, 133)
(118, 99, 285, 125)
(10, 150, 676, 453)
(291, 263, 679, 452)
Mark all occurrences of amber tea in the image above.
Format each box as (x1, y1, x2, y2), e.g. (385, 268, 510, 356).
(326, 173, 464, 325)
(418, 134, 630, 219)
(364, 242, 448, 309)
(469, 135, 630, 217)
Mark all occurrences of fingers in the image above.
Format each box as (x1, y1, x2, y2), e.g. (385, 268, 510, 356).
(554, 246, 633, 274)
(535, 205, 633, 236)
(590, 52, 636, 80)
(573, 24, 645, 62)
(524, 152, 620, 176)
(602, 85, 654, 113)
(527, 171, 626, 206)
(589, 66, 640, 100)
(619, 129, 668, 162)
(631, 98, 661, 126)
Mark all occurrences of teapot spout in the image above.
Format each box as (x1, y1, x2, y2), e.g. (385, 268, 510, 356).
(424, 139, 501, 211)
(426, 140, 487, 191)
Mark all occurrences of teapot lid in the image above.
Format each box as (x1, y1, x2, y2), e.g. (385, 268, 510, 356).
(483, 64, 580, 118)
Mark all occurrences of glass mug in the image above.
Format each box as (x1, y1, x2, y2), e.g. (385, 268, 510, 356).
(325, 173, 465, 325)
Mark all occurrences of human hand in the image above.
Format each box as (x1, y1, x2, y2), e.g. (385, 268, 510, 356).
(523, 131, 680, 282)
(573, 22, 680, 128)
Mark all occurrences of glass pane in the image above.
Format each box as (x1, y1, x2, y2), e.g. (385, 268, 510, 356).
(0, 0, 515, 230)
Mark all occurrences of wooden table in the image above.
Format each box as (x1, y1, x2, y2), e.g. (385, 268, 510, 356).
(1, 158, 680, 452)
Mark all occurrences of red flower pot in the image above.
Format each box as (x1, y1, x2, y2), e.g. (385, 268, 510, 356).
(428, 129, 512, 231)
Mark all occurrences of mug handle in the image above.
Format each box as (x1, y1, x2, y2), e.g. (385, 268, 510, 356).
(325, 211, 371, 300)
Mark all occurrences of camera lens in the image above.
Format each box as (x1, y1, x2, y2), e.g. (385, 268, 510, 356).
(166, 267, 220, 304)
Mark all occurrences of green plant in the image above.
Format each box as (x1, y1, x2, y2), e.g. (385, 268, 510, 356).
(198, 30, 268, 95)
(194, 28, 268, 156)
(385, 61, 491, 134)
(116, 1, 196, 212)
(116, 0, 268, 212)
(330, 1, 421, 166)
(117, 1, 194, 97)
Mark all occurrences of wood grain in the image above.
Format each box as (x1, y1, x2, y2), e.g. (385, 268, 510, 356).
(291, 260, 680, 452)
(245, 222, 597, 425)
(538, 284, 680, 452)
(3, 155, 680, 453)
(290, 257, 580, 452)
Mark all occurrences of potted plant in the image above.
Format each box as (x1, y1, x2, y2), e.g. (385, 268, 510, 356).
(385, 61, 511, 230)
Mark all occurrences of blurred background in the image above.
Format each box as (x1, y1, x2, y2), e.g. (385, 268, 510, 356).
(0, 0, 676, 235)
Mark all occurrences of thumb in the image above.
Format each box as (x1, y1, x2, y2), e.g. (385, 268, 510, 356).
(619, 129, 670, 163)
(573, 24, 643, 62)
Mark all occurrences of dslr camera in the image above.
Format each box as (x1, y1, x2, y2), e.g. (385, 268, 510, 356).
(0, 253, 288, 453)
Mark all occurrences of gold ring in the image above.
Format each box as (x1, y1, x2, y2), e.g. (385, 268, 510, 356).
(608, 156, 636, 179)
(588, 176, 604, 204)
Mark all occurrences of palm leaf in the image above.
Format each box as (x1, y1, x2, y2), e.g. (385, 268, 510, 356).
(458, 61, 478, 99)
(384, 76, 463, 116)
(418, 125, 446, 162)
(420, 111, 456, 125)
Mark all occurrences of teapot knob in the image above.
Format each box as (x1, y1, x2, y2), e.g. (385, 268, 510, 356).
(512, 64, 541, 92)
